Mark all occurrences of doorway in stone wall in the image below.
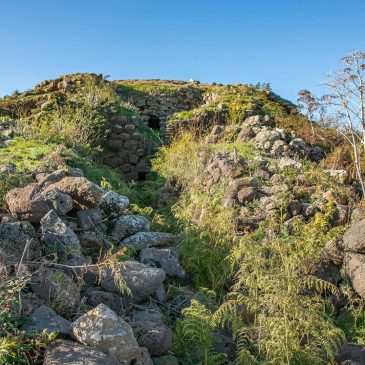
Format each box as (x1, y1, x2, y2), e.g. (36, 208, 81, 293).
(148, 115, 161, 130)
(137, 172, 148, 181)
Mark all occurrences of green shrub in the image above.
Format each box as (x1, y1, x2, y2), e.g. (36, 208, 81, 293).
(213, 209, 345, 365)
(174, 299, 226, 365)
(172, 188, 236, 290)
(17, 75, 136, 152)
(152, 129, 349, 364)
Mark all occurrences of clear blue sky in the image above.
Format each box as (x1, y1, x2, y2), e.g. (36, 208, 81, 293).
(1, 0, 364, 102)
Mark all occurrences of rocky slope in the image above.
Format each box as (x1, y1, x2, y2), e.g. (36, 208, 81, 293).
(1, 166, 183, 364)
(1, 74, 365, 364)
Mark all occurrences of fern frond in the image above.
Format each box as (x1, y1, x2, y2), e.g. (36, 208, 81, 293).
(300, 275, 340, 297)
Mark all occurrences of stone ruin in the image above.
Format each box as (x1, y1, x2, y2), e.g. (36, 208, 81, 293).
(116, 80, 204, 133)
(102, 81, 204, 181)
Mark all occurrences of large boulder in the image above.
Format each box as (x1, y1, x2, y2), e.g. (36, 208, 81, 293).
(0, 220, 40, 278)
(43, 339, 120, 365)
(271, 140, 289, 156)
(100, 191, 129, 216)
(131, 303, 165, 325)
(120, 232, 176, 251)
(288, 200, 301, 216)
(321, 238, 345, 267)
(278, 157, 302, 170)
(289, 138, 307, 153)
(237, 187, 256, 204)
(344, 252, 365, 299)
(70, 304, 141, 365)
(236, 124, 256, 142)
(343, 219, 365, 253)
(337, 343, 365, 364)
(252, 128, 281, 150)
(61, 256, 97, 286)
(41, 188, 73, 215)
(31, 268, 80, 313)
(332, 204, 350, 227)
(132, 321, 173, 357)
(40, 210, 81, 259)
(5, 183, 50, 223)
(22, 305, 70, 335)
(45, 177, 103, 208)
(85, 290, 124, 313)
(351, 208, 365, 223)
(112, 215, 150, 240)
(300, 203, 318, 219)
(99, 260, 166, 303)
(310, 260, 342, 286)
(36, 169, 67, 187)
(205, 125, 225, 144)
(222, 178, 258, 208)
(76, 208, 102, 230)
(309, 145, 325, 161)
(139, 247, 185, 278)
(136, 347, 154, 365)
(324, 169, 349, 184)
(78, 231, 105, 257)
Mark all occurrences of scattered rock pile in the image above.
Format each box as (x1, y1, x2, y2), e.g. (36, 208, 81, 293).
(189, 117, 365, 319)
(206, 114, 325, 161)
(0, 167, 185, 364)
(193, 148, 349, 234)
(0, 117, 15, 147)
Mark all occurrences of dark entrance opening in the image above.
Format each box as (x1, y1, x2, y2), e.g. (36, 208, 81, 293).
(148, 115, 161, 130)
(138, 172, 148, 181)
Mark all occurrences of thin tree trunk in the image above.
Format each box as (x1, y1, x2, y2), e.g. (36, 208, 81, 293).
(350, 128, 365, 196)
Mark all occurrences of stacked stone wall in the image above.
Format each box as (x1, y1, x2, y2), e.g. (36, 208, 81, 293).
(102, 115, 149, 181)
(118, 84, 204, 134)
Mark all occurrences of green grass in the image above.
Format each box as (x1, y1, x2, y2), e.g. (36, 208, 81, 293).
(167, 83, 297, 128)
(0, 137, 178, 234)
(168, 110, 200, 123)
(0, 138, 56, 171)
(115, 81, 182, 96)
(0, 138, 151, 205)
(204, 141, 255, 159)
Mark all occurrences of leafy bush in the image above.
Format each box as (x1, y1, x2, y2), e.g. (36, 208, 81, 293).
(213, 207, 345, 365)
(172, 188, 236, 290)
(17, 75, 136, 152)
(29, 103, 107, 150)
(152, 129, 349, 364)
(153, 135, 254, 290)
(174, 299, 226, 365)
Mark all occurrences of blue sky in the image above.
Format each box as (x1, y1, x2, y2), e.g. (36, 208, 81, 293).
(1, 0, 364, 102)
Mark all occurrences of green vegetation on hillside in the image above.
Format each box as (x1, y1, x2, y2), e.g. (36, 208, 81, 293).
(2, 72, 365, 364)
(114, 80, 186, 97)
(152, 130, 353, 364)
(168, 84, 294, 124)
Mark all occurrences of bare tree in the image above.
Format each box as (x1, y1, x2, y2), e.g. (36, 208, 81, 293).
(297, 89, 318, 141)
(323, 50, 365, 196)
